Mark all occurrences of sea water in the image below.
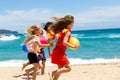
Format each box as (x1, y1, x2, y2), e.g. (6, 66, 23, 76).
(0, 28, 120, 66)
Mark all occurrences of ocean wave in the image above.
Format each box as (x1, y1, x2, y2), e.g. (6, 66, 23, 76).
(0, 58, 120, 67)
(0, 34, 20, 41)
(71, 33, 120, 39)
(71, 58, 120, 64)
(109, 34, 120, 38)
(71, 34, 84, 37)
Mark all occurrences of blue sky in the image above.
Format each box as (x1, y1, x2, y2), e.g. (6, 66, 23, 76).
(0, 0, 120, 33)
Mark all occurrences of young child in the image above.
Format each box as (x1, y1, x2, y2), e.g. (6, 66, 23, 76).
(43, 22, 53, 56)
(23, 25, 53, 80)
(22, 22, 53, 75)
(38, 22, 53, 75)
(48, 15, 80, 80)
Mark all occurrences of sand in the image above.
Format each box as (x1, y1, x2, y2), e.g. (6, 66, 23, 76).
(0, 62, 120, 80)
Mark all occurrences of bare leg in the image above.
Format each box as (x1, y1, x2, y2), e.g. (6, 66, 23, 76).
(48, 70, 57, 80)
(22, 62, 30, 71)
(25, 67, 34, 79)
(48, 65, 63, 80)
(39, 62, 43, 69)
(41, 61, 46, 75)
(53, 64, 71, 80)
(32, 63, 39, 80)
(38, 62, 43, 75)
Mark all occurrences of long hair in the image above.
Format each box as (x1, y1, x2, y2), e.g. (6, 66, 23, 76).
(26, 25, 40, 37)
(51, 15, 74, 34)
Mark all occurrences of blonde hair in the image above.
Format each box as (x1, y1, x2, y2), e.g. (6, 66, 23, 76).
(26, 25, 41, 37)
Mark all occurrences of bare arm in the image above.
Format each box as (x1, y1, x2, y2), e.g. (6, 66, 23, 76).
(36, 36, 54, 48)
(63, 32, 80, 49)
(48, 47, 51, 56)
(47, 39, 55, 56)
(47, 39, 51, 56)
(36, 41, 50, 47)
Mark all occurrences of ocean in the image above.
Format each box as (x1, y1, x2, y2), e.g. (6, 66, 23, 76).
(0, 28, 120, 66)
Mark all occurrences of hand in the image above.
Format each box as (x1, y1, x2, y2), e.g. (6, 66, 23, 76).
(49, 42, 54, 47)
(74, 45, 80, 49)
(50, 42, 54, 46)
(49, 40, 55, 47)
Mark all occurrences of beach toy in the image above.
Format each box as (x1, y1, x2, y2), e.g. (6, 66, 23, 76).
(69, 37, 80, 50)
(22, 44, 28, 52)
(37, 48, 41, 53)
(40, 36, 48, 44)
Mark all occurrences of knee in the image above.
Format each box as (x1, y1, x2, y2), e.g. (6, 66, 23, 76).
(35, 68, 39, 71)
(68, 67, 72, 72)
(34, 67, 39, 72)
(65, 65, 72, 72)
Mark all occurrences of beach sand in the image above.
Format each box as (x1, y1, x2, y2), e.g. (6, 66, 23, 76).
(0, 62, 120, 80)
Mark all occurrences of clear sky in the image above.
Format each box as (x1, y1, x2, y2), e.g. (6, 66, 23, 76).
(0, 0, 120, 33)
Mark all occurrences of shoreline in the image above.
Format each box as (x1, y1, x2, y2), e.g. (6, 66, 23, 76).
(0, 58, 120, 67)
(0, 61, 120, 80)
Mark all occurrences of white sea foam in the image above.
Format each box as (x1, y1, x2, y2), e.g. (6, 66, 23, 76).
(0, 34, 20, 41)
(0, 58, 120, 67)
(109, 34, 120, 38)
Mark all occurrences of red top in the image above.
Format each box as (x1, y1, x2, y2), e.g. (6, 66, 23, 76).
(51, 29, 71, 66)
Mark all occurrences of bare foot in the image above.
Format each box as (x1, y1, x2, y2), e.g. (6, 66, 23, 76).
(48, 72, 53, 80)
(41, 71, 45, 75)
(22, 63, 26, 71)
(25, 70, 30, 79)
(41, 73, 45, 75)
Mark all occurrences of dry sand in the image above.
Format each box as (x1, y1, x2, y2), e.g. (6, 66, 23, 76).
(0, 62, 120, 80)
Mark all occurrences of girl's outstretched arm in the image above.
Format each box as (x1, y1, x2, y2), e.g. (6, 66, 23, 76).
(36, 36, 54, 48)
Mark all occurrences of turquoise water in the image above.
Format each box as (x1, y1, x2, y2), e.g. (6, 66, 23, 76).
(0, 28, 120, 66)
